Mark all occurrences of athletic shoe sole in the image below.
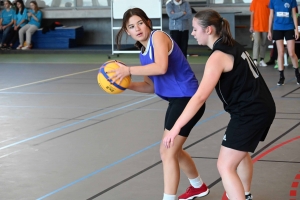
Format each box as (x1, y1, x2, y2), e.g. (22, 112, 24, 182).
(178, 189, 210, 200)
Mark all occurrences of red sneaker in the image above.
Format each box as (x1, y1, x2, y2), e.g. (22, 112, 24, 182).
(178, 183, 210, 200)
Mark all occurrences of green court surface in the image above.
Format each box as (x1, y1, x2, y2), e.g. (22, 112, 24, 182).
(0, 47, 260, 65)
(0, 53, 210, 65)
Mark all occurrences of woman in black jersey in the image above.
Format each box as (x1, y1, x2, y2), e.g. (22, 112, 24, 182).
(163, 9, 276, 200)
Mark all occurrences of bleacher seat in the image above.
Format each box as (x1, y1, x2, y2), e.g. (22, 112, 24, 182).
(0, 25, 84, 49)
(32, 26, 84, 49)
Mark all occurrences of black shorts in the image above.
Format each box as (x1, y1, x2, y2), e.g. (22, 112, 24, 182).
(273, 29, 295, 41)
(164, 97, 205, 137)
(221, 125, 271, 153)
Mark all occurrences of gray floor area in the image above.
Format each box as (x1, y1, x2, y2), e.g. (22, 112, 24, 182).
(0, 62, 299, 200)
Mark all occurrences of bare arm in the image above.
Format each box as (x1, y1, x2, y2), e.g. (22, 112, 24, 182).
(250, 12, 254, 32)
(129, 31, 170, 76)
(17, 19, 25, 27)
(6, 19, 14, 27)
(111, 31, 171, 82)
(128, 76, 154, 93)
(292, 7, 299, 40)
(163, 50, 231, 148)
(170, 52, 224, 129)
(31, 14, 39, 22)
(268, 9, 274, 41)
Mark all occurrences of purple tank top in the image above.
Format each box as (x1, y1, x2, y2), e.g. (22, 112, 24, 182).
(139, 30, 198, 100)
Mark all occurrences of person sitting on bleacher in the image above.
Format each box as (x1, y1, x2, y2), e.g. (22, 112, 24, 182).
(5, 0, 27, 50)
(0, 0, 15, 49)
(17, 0, 42, 50)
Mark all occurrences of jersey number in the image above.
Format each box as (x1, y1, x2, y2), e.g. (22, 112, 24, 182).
(241, 52, 259, 78)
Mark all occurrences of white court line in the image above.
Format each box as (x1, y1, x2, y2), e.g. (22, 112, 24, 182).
(0, 68, 98, 92)
(0, 150, 20, 159)
(0, 137, 17, 144)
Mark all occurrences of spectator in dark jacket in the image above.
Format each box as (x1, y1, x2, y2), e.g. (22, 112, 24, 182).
(166, 0, 192, 57)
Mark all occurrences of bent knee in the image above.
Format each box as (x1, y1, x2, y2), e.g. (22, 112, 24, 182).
(159, 146, 180, 161)
(289, 52, 297, 58)
(217, 159, 237, 175)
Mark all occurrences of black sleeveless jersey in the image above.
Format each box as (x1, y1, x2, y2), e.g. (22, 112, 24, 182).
(211, 38, 276, 129)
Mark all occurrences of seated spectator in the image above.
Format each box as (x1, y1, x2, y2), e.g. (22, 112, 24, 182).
(0, 0, 14, 49)
(5, 0, 27, 49)
(17, 0, 42, 50)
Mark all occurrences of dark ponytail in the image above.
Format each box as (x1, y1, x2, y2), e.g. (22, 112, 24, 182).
(220, 18, 234, 46)
(194, 9, 235, 46)
(116, 8, 153, 50)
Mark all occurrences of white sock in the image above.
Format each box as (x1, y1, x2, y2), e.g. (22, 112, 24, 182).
(188, 176, 203, 188)
(245, 191, 251, 195)
(163, 193, 176, 200)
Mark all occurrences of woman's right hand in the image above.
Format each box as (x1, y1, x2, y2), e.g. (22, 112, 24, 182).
(267, 31, 272, 41)
(249, 26, 253, 33)
(108, 62, 131, 84)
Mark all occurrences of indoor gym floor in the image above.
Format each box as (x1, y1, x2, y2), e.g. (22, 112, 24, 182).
(0, 52, 299, 200)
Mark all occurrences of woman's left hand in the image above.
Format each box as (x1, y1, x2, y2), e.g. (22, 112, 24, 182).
(163, 127, 181, 149)
(108, 61, 130, 84)
(267, 31, 272, 41)
(295, 30, 299, 40)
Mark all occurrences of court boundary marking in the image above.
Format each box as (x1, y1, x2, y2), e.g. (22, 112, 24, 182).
(0, 96, 157, 151)
(0, 68, 98, 92)
(290, 171, 300, 199)
(282, 87, 300, 98)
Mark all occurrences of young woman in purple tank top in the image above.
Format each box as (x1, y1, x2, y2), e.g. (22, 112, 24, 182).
(109, 8, 209, 200)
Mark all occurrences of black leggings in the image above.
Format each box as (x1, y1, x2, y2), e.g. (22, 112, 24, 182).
(170, 30, 189, 58)
(6, 27, 20, 47)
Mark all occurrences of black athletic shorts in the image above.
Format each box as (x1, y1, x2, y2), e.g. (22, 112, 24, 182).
(273, 29, 295, 41)
(164, 97, 205, 137)
(221, 125, 271, 153)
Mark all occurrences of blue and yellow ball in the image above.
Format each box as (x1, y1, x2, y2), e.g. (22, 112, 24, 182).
(97, 60, 131, 94)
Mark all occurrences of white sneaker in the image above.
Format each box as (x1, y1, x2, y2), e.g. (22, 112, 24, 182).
(16, 45, 23, 50)
(21, 46, 31, 50)
(254, 60, 258, 66)
(259, 60, 267, 67)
